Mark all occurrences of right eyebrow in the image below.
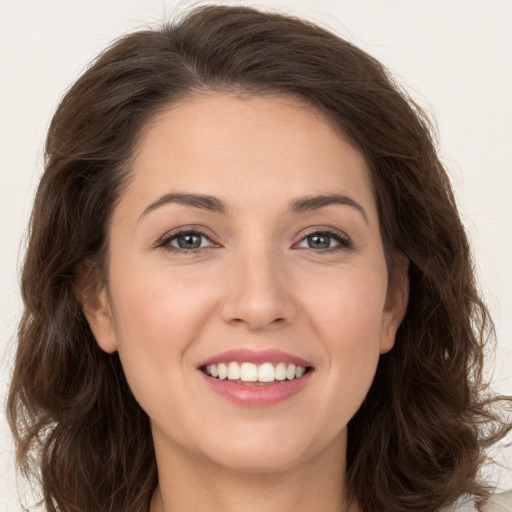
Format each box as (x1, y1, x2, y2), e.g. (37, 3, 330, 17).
(139, 192, 228, 221)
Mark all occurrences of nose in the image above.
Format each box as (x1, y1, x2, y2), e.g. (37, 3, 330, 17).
(220, 248, 298, 331)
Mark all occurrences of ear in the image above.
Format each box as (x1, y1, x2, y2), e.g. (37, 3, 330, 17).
(75, 271, 118, 354)
(380, 253, 410, 354)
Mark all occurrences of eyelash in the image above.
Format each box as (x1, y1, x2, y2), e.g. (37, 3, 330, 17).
(156, 227, 218, 254)
(156, 228, 352, 254)
(297, 228, 352, 253)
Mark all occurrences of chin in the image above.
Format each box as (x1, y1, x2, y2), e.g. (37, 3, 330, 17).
(207, 446, 308, 474)
(196, 425, 343, 475)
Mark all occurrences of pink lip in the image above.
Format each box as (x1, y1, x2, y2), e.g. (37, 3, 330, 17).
(198, 348, 313, 368)
(197, 349, 314, 407)
(200, 370, 313, 407)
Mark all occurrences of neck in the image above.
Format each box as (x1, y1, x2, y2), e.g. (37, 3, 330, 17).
(149, 433, 360, 512)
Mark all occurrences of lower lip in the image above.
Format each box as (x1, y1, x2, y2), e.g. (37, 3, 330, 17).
(200, 371, 313, 407)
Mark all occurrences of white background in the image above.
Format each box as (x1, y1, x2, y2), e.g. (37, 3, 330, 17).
(1, 0, 511, 509)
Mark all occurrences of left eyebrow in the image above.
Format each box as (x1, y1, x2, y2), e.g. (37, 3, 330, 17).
(288, 194, 369, 224)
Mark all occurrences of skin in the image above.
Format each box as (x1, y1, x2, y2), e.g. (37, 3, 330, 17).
(82, 93, 409, 512)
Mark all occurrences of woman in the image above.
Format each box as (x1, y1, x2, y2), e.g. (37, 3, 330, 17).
(6, 5, 511, 512)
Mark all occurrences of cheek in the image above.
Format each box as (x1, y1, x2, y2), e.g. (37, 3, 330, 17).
(304, 261, 388, 343)
(302, 264, 387, 406)
(108, 264, 215, 410)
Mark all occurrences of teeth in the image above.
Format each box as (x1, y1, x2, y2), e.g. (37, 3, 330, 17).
(240, 362, 258, 382)
(258, 362, 275, 382)
(286, 364, 296, 380)
(227, 361, 241, 380)
(218, 363, 228, 380)
(275, 362, 287, 381)
(204, 362, 308, 383)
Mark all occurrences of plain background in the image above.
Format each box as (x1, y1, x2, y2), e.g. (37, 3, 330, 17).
(1, 0, 511, 509)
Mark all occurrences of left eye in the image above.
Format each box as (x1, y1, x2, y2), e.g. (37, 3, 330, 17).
(165, 231, 214, 250)
(296, 232, 349, 250)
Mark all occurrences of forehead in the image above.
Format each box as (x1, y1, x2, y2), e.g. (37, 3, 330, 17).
(122, 93, 377, 221)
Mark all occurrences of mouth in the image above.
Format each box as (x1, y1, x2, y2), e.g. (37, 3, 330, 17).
(197, 349, 315, 406)
(200, 361, 313, 385)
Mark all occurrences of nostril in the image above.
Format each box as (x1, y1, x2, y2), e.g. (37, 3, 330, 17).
(220, 283, 298, 330)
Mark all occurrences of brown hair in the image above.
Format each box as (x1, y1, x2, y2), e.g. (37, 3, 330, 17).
(7, 5, 510, 511)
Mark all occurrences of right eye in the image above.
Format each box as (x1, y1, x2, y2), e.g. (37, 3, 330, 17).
(159, 230, 217, 252)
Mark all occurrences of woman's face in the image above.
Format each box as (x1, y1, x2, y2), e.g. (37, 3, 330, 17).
(85, 93, 407, 474)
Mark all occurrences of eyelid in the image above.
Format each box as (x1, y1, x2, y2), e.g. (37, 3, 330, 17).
(293, 227, 352, 251)
(155, 225, 220, 251)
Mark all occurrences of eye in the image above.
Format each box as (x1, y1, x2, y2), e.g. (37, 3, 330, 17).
(295, 230, 351, 251)
(173, 232, 206, 249)
(158, 229, 217, 252)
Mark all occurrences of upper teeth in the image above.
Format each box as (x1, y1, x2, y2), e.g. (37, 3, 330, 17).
(205, 362, 307, 382)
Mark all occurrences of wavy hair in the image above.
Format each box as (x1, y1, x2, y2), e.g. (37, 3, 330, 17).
(7, 5, 510, 511)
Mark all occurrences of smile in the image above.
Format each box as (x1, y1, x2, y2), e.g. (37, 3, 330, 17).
(202, 361, 309, 383)
(198, 349, 315, 406)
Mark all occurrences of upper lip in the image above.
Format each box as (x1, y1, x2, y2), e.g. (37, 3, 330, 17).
(198, 348, 313, 368)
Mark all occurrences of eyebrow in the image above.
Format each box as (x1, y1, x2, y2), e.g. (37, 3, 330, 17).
(139, 191, 368, 224)
(140, 193, 228, 219)
(289, 194, 369, 224)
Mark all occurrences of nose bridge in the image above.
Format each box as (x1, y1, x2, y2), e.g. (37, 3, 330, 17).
(221, 236, 296, 330)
